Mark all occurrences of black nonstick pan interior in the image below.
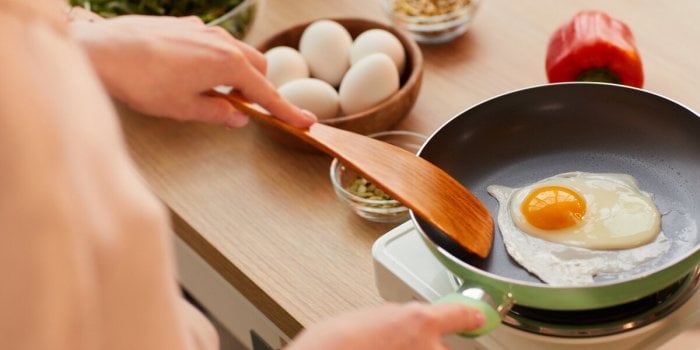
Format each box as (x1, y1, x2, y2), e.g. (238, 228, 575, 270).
(416, 83, 700, 285)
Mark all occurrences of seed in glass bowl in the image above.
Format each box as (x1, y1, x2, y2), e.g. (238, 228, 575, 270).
(347, 177, 392, 201)
(393, 0, 472, 17)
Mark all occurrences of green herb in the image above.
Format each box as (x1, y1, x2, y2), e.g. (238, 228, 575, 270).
(70, 0, 244, 23)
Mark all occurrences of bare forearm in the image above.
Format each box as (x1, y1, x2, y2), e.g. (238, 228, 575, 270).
(0, 2, 217, 349)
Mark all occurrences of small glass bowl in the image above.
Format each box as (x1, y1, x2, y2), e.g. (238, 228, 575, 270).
(329, 130, 427, 223)
(379, 0, 481, 44)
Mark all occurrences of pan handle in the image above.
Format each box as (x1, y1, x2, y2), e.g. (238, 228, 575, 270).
(436, 286, 513, 337)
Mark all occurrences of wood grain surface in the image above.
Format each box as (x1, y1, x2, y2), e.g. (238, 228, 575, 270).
(120, 0, 700, 338)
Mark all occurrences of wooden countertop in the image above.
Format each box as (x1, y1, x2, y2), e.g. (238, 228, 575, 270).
(120, 0, 700, 338)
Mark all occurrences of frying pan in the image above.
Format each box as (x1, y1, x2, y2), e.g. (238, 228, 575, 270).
(411, 83, 700, 335)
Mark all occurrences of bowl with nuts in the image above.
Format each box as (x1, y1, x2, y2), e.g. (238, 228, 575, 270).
(329, 130, 427, 223)
(379, 0, 481, 44)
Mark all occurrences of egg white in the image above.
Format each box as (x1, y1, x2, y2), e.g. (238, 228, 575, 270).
(487, 172, 670, 286)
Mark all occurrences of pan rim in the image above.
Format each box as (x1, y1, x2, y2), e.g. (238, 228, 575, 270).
(418, 226, 700, 290)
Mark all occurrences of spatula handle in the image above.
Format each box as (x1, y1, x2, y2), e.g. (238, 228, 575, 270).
(212, 90, 345, 157)
(212, 90, 313, 141)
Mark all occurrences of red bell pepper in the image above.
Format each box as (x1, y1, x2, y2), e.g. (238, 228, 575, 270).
(545, 10, 644, 88)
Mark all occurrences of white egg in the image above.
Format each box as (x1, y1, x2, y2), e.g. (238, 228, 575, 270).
(350, 29, 406, 74)
(338, 53, 400, 115)
(278, 78, 339, 120)
(264, 46, 309, 88)
(299, 20, 353, 87)
(487, 172, 670, 286)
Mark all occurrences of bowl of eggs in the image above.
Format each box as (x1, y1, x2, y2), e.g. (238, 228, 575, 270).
(408, 82, 700, 336)
(257, 18, 423, 150)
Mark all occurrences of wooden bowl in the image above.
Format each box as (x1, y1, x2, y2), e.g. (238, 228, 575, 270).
(255, 17, 424, 151)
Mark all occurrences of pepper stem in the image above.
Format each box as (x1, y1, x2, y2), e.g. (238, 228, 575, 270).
(576, 68, 621, 84)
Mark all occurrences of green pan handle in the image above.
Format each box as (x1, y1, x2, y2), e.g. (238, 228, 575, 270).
(436, 292, 502, 337)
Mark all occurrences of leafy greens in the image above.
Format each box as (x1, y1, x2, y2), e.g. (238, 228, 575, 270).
(70, 0, 245, 22)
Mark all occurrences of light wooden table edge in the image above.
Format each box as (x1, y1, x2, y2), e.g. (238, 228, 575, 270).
(171, 210, 303, 338)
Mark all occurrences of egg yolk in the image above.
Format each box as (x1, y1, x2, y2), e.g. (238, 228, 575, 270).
(521, 186, 586, 230)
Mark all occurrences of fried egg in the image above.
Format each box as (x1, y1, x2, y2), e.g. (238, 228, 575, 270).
(487, 172, 670, 286)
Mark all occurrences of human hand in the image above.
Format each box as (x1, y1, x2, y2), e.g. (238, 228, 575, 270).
(1, 6, 219, 348)
(285, 302, 486, 350)
(71, 15, 315, 129)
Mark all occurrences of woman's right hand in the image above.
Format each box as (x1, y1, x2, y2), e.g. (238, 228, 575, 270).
(71, 15, 316, 129)
(286, 302, 486, 350)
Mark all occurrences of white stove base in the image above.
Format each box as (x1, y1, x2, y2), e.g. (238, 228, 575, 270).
(373, 221, 700, 350)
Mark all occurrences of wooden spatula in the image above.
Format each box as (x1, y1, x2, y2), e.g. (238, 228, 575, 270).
(217, 91, 494, 258)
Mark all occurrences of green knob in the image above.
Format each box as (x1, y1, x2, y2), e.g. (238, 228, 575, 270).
(436, 293, 501, 337)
